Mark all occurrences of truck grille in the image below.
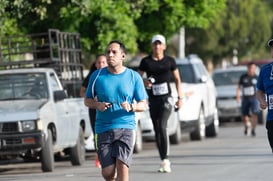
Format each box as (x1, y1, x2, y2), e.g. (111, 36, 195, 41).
(0, 122, 19, 133)
(5, 138, 22, 145)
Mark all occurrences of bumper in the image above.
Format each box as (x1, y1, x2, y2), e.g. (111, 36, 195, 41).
(0, 131, 45, 154)
(180, 120, 198, 133)
(218, 107, 241, 118)
(217, 98, 241, 119)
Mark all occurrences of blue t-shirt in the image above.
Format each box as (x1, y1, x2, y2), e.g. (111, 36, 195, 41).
(257, 63, 273, 122)
(85, 67, 148, 133)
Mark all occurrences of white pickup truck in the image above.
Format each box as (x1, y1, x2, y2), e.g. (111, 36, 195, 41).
(0, 29, 91, 172)
(0, 68, 91, 172)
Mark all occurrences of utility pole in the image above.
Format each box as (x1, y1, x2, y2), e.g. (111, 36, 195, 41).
(178, 27, 185, 58)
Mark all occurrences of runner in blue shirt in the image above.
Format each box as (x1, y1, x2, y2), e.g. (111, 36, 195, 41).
(84, 40, 148, 181)
(256, 38, 273, 153)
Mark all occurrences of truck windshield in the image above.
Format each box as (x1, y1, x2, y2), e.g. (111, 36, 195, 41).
(0, 73, 49, 100)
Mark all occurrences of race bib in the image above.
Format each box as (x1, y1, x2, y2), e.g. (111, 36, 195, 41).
(269, 95, 273, 110)
(243, 86, 255, 96)
(152, 82, 169, 96)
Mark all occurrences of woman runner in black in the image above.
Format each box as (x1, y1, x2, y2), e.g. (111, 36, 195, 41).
(138, 34, 182, 173)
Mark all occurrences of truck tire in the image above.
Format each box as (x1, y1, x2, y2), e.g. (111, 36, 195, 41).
(170, 122, 181, 145)
(190, 108, 205, 141)
(41, 129, 54, 172)
(133, 122, 143, 154)
(70, 127, 85, 166)
(206, 108, 219, 137)
(169, 112, 181, 144)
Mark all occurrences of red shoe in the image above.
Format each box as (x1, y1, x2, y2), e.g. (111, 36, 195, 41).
(95, 155, 101, 168)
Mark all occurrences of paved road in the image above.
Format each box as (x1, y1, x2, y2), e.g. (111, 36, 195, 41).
(0, 122, 272, 181)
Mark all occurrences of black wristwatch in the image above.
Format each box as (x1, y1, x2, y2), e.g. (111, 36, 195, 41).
(129, 104, 134, 112)
(178, 96, 183, 100)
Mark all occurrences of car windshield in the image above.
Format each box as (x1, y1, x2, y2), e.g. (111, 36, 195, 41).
(0, 73, 49, 100)
(212, 70, 246, 86)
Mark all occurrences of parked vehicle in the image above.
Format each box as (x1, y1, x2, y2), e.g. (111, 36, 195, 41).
(0, 29, 92, 172)
(212, 65, 266, 124)
(174, 55, 219, 140)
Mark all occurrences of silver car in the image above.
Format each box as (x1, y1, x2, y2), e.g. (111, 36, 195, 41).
(212, 65, 265, 123)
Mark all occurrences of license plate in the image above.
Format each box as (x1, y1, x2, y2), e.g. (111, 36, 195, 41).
(218, 99, 237, 108)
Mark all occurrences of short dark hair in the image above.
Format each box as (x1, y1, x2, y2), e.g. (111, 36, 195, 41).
(247, 61, 256, 67)
(107, 40, 127, 54)
(96, 53, 106, 59)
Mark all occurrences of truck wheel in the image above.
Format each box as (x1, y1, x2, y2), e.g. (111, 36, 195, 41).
(133, 122, 143, 154)
(41, 129, 54, 172)
(170, 112, 181, 144)
(206, 108, 219, 137)
(70, 127, 85, 166)
(190, 108, 205, 140)
(170, 122, 181, 144)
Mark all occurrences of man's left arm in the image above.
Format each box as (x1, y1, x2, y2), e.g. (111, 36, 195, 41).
(120, 99, 147, 112)
(131, 100, 147, 112)
(173, 69, 183, 110)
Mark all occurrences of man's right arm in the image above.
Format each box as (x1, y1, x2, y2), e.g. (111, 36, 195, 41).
(236, 85, 241, 103)
(84, 97, 112, 112)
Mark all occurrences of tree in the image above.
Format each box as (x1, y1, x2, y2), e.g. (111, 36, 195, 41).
(136, 0, 226, 52)
(0, 0, 52, 35)
(185, 0, 271, 65)
(1, 0, 226, 65)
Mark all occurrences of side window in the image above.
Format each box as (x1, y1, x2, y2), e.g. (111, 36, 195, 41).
(192, 63, 202, 82)
(177, 64, 195, 83)
(197, 63, 209, 77)
(49, 73, 62, 91)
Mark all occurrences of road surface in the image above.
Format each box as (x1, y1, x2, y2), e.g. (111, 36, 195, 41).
(0, 122, 272, 181)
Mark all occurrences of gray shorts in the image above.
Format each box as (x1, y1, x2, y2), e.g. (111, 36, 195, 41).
(96, 128, 136, 168)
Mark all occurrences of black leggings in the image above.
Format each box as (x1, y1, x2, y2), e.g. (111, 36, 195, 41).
(89, 108, 97, 149)
(89, 108, 96, 134)
(149, 96, 172, 160)
(266, 121, 273, 152)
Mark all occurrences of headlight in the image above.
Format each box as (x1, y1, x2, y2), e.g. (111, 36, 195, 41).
(21, 120, 36, 132)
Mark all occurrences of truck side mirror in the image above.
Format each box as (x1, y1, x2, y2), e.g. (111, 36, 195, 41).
(53, 90, 67, 101)
(200, 75, 208, 83)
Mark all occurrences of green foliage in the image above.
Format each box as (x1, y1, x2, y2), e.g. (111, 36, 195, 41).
(1, 0, 226, 53)
(1, 0, 272, 67)
(135, 0, 226, 52)
(186, 0, 272, 64)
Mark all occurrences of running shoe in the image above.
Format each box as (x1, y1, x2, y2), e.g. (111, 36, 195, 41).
(244, 126, 248, 135)
(251, 129, 256, 137)
(158, 159, 171, 173)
